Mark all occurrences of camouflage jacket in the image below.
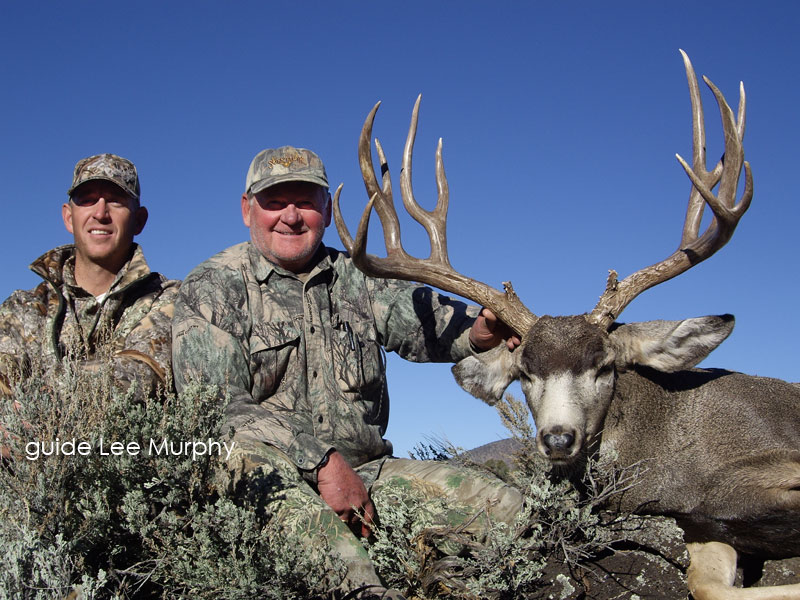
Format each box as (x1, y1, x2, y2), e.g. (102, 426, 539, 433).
(172, 242, 480, 476)
(0, 244, 179, 398)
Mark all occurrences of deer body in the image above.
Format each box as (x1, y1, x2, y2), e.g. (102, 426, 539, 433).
(610, 368, 800, 553)
(335, 51, 800, 598)
(455, 314, 800, 563)
(609, 367, 800, 555)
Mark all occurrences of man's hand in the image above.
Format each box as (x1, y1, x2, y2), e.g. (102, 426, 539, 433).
(316, 450, 375, 537)
(469, 308, 521, 351)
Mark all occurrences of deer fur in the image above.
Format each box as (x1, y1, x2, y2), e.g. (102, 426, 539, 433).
(453, 314, 800, 598)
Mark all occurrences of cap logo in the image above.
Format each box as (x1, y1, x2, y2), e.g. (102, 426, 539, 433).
(268, 152, 308, 169)
(246, 146, 328, 193)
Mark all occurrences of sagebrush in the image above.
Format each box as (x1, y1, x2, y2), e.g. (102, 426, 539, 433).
(1, 347, 648, 599)
(0, 347, 339, 599)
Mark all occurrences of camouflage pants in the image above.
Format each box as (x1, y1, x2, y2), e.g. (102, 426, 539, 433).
(222, 437, 523, 593)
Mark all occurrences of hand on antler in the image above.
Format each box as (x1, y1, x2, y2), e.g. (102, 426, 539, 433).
(470, 308, 521, 352)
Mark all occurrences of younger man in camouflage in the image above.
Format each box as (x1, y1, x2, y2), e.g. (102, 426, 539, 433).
(0, 153, 179, 403)
(172, 146, 522, 599)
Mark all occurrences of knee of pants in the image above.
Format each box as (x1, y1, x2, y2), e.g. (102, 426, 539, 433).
(374, 458, 524, 526)
(215, 438, 305, 504)
(220, 439, 382, 589)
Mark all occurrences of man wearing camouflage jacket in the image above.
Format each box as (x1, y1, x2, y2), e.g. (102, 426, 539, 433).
(0, 154, 179, 402)
(172, 146, 522, 599)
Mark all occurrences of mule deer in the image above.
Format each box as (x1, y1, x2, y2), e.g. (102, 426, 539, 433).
(334, 51, 800, 599)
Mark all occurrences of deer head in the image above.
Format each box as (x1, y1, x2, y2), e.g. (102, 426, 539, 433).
(334, 50, 751, 466)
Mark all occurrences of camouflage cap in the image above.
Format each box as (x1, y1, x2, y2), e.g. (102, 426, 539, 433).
(245, 146, 328, 195)
(68, 153, 140, 200)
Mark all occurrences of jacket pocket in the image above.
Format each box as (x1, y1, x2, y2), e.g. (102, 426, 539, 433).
(249, 321, 300, 399)
(331, 318, 384, 396)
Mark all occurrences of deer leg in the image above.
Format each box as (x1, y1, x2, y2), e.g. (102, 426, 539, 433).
(687, 542, 800, 600)
(687, 541, 738, 599)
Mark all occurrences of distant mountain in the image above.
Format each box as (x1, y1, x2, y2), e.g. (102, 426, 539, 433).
(463, 437, 523, 468)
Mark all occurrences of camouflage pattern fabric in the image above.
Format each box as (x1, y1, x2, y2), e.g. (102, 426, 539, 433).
(172, 241, 481, 479)
(223, 439, 379, 590)
(68, 153, 140, 200)
(246, 145, 329, 194)
(222, 438, 523, 592)
(374, 458, 523, 535)
(0, 244, 179, 398)
(172, 240, 527, 592)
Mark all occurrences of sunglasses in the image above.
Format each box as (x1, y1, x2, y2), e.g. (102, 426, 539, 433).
(71, 192, 133, 208)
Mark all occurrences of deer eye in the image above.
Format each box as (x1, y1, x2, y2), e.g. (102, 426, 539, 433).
(596, 364, 614, 380)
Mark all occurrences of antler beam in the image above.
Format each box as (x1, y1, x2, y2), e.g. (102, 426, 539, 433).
(587, 50, 752, 330)
(333, 95, 538, 338)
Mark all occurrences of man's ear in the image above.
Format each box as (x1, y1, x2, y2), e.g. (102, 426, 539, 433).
(241, 193, 251, 227)
(62, 203, 74, 234)
(134, 206, 148, 235)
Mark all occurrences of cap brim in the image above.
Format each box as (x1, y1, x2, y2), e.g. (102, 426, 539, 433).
(248, 174, 329, 195)
(68, 177, 139, 200)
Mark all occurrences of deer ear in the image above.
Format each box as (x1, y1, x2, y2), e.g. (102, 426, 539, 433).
(609, 314, 735, 372)
(452, 344, 521, 405)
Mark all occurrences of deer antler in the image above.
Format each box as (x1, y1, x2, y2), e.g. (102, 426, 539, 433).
(333, 95, 538, 338)
(587, 50, 753, 330)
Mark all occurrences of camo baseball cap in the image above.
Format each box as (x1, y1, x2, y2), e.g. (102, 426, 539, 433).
(68, 153, 140, 200)
(245, 146, 328, 195)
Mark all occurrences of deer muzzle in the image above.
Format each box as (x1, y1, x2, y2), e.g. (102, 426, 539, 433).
(538, 426, 582, 464)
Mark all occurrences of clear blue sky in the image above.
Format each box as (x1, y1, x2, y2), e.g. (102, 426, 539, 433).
(2, 2, 798, 456)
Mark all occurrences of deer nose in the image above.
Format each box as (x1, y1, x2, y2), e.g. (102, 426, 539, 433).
(542, 431, 575, 455)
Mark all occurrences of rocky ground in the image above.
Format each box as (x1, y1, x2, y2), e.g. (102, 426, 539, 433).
(539, 516, 800, 599)
(465, 439, 800, 599)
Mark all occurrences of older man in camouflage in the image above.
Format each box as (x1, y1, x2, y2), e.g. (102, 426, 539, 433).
(172, 147, 522, 599)
(0, 154, 178, 403)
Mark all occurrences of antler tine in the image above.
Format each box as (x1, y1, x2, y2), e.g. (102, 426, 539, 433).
(337, 104, 399, 257)
(680, 50, 709, 246)
(358, 101, 407, 256)
(332, 184, 352, 252)
(588, 51, 753, 330)
(400, 94, 451, 266)
(335, 96, 539, 338)
(681, 59, 748, 245)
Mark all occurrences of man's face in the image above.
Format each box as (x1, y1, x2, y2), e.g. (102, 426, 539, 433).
(241, 181, 331, 272)
(62, 180, 148, 271)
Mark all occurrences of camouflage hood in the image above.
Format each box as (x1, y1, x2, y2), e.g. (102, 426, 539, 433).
(29, 243, 156, 295)
(1, 244, 178, 398)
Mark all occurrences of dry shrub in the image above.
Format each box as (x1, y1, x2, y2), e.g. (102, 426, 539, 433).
(0, 345, 340, 599)
(363, 394, 649, 600)
(0, 345, 652, 600)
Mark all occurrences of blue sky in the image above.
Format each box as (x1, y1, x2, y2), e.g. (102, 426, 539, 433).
(1, 2, 798, 456)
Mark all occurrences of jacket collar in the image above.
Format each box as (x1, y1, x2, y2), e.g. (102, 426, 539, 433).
(29, 243, 152, 297)
(248, 242, 333, 284)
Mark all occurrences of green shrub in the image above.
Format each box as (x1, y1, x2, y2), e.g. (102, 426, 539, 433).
(361, 394, 641, 600)
(0, 348, 339, 599)
(1, 349, 644, 600)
